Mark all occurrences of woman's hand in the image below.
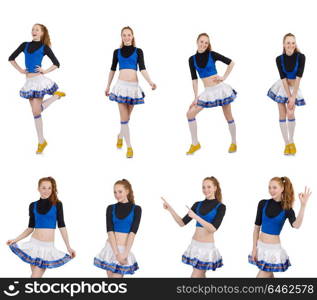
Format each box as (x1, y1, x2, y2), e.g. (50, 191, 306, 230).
(20, 69, 27, 75)
(35, 66, 46, 74)
(186, 205, 197, 219)
(105, 87, 110, 97)
(116, 253, 128, 265)
(298, 186, 312, 206)
(161, 197, 171, 210)
(213, 75, 225, 83)
(251, 247, 257, 262)
(287, 95, 296, 110)
(67, 247, 76, 258)
(149, 82, 157, 90)
(6, 239, 16, 246)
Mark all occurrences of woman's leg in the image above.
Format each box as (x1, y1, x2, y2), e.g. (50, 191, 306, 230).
(29, 98, 45, 144)
(222, 104, 236, 145)
(256, 270, 273, 278)
(286, 106, 296, 144)
(118, 103, 132, 148)
(278, 103, 289, 145)
(41, 93, 62, 111)
(191, 268, 206, 278)
(107, 270, 124, 278)
(186, 105, 204, 146)
(30, 265, 46, 278)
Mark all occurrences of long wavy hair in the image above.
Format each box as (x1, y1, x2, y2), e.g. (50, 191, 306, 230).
(270, 176, 294, 210)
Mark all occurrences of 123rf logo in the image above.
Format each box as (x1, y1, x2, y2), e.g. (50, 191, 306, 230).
(3, 281, 128, 297)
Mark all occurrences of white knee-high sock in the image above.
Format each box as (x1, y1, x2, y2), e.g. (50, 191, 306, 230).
(279, 119, 289, 145)
(41, 95, 59, 111)
(34, 114, 45, 144)
(188, 118, 198, 145)
(227, 119, 236, 144)
(121, 121, 131, 148)
(287, 118, 296, 143)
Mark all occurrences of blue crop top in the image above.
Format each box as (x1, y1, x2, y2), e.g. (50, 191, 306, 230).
(112, 203, 135, 233)
(261, 200, 286, 235)
(24, 42, 45, 73)
(280, 53, 299, 79)
(33, 200, 57, 229)
(192, 52, 217, 78)
(195, 201, 222, 227)
(118, 47, 138, 71)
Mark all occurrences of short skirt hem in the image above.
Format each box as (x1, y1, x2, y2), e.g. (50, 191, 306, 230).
(94, 257, 139, 275)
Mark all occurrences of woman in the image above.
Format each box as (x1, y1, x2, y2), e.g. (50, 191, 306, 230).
(267, 33, 306, 155)
(105, 26, 157, 158)
(186, 33, 237, 155)
(162, 176, 226, 278)
(94, 179, 142, 277)
(249, 177, 311, 277)
(7, 177, 76, 278)
(9, 24, 65, 154)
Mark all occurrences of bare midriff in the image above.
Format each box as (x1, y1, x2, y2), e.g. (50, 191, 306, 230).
(201, 74, 221, 88)
(259, 232, 280, 244)
(109, 232, 129, 246)
(26, 72, 42, 78)
(192, 227, 215, 243)
(31, 228, 55, 242)
(118, 69, 138, 82)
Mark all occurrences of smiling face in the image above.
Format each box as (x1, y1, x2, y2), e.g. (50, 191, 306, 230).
(269, 180, 283, 201)
(283, 35, 296, 55)
(31, 24, 43, 41)
(202, 179, 217, 199)
(114, 184, 129, 203)
(38, 180, 52, 199)
(197, 35, 210, 53)
(121, 28, 133, 46)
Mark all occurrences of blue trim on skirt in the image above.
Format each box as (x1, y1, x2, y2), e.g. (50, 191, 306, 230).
(182, 255, 223, 271)
(20, 83, 59, 99)
(109, 92, 145, 105)
(267, 89, 306, 106)
(197, 90, 237, 108)
(248, 255, 291, 272)
(9, 243, 71, 269)
(94, 257, 139, 275)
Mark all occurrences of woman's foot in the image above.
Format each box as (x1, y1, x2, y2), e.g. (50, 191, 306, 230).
(53, 91, 66, 99)
(288, 143, 296, 155)
(117, 136, 123, 149)
(36, 140, 48, 154)
(126, 147, 133, 158)
(284, 144, 290, 155)
(186, 143, 201, 155)
(228, 143, 237, 153)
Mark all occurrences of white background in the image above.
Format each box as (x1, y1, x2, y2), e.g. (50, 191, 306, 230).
(0, 0, 316, 277)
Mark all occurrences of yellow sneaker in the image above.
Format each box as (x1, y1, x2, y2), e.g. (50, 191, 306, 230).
(117, 136, 123, 149)
(228, 143, 237, 153)
(53, 91, 66, 98)
(284, 144, 290, 155)
(36, 140, 48, 154)
(126, 147, 133, 158)
(289, 143, 296, 155)
(186, 143, 201, 155)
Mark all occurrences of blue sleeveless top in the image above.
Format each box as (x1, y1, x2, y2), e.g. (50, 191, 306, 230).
(280, 53, 299, 79)
(34, 201, 57, 229)
(24, 42, 45, 73)
(118, 48, 138, 71)
(195, 201, 221, 227)
(261, 200, 286, 235)
(112, 203, 135, 233)
(192, 52, 217, 78)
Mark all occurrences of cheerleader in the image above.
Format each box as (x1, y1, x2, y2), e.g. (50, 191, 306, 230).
(267, 33, 306, 155)
(9, 24, 65, 154)
(186, 33, 237, 155)
(248, 177, 311, 277)
(105, 26, 157, 158)
(6, 177, 76, 278)
(94, 179, 142, 277)
(162, 176, 226, 278)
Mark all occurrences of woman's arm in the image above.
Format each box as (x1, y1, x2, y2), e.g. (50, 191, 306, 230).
(140, 70, 156, 90)
(251, 225, 260, 260)
(290, 77, 301, 99)
(59, 227, 76, 257)
(191, 79, 199, 102)
(7, 228, 34, 245)
(35, 65, 58, 75)
(221, 61, 235, 81)
(161, 197, 185, 227)
(292, 186, 311, 229)
(122, 232, 136, 260)
(187, 207, 216, 233)
(9, 60, 27, 74)
(105, 70, 115, 96)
